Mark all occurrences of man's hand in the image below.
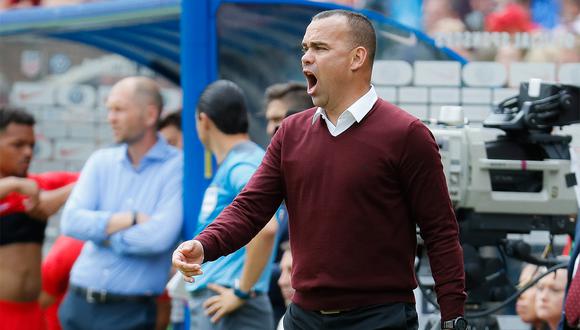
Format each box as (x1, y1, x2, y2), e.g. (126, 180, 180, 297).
(0, 176, 40, 209)
(172, 240, 204, 283)
(203, 283, 245, 323)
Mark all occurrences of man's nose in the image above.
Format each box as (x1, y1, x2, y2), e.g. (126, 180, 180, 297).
(107, 111, 116, 123)
(301, 50, 313, 66)
(24, 145, 33, 157)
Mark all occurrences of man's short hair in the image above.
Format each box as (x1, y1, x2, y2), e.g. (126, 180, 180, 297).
(0, 106, 35, 133)
(312, 9, 376, 64)
(265, 82, 314, 113)
(158, 110, 182, 131)
(197, 80, 248, 134)
(132, 77, 164, 121)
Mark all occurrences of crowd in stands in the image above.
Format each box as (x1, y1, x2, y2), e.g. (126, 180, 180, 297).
(419, 0, 580, 64)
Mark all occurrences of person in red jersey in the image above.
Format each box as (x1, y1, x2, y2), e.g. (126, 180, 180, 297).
(39, 235, 83, 330)
(0, 106, 77, 330)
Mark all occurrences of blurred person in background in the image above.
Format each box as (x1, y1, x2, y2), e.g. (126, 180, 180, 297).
(264, 82, 313, 137)
(39, 236, 83, 330)
(58, 76, 183, 330)
(186, 80, 278, 330)
(1, 0, 40, 9)
(158, 109, 183, 149)
(277, 244, 294, 308)
(0, 175, 38, 201)
(485, 0, 537, 33)
(263, 81, 313, 327)
(429, 17, 473, 59)
(158, 108, 185, 330)
(423, 0, 469, 35)
(275, 242, 294, 330)
(0, 106, 77, 330)
(465, 0, 498, 31)
(555, 0, 580, 34)
(536, 268, 567, 330)
(39, 108, 184, 330)
(516, 264, 549, 330)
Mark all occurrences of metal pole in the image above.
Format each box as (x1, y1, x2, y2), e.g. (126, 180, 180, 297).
(181, 0, 218, 240)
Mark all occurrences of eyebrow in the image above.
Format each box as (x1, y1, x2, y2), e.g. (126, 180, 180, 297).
(302, 41, 329, 48)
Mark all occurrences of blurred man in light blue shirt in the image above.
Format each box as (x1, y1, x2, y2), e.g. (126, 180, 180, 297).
(59, 76, 183, 330)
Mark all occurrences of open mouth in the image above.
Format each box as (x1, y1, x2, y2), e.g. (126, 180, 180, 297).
(303, 70, 318, 95)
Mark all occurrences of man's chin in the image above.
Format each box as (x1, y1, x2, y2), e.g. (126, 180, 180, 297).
(311, 95, 325, 108)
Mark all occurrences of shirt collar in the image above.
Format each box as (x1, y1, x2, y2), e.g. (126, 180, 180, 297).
(117, 135, 172, 164)
(311, 85, 378, 125)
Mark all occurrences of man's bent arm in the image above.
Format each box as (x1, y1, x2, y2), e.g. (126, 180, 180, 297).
(0, 177, 38, 199)
(400, 120, 466, 320)
(28, 183, 75, 220)
(61, 152, 111, 243)
(108, 159, 183, 255)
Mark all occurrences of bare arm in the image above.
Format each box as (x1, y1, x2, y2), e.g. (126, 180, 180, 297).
(238, 217, 278, 292)
(105, 212, 150, 235)
(27, 182, 75, 220)
(0, 176, 39, 200)
(203, 217, 279, 323)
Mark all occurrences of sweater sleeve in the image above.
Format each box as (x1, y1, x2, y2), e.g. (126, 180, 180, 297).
(195, 124, 286, 262)
(399, 120, 467, 320)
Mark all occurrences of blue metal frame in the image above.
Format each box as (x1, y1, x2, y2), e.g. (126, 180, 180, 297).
(181, 1, 215, 239)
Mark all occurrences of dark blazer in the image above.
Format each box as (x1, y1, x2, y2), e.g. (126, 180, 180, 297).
(559, 220, 580, 330)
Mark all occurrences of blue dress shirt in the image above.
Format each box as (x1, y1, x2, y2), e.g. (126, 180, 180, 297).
(61, 137, 183, 295)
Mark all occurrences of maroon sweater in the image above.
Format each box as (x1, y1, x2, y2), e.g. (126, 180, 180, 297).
(196, 99, 466, 319)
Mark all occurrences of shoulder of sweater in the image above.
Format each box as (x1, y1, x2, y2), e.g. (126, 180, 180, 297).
(284, 107, 317, 124)
(372, 98, 423, 131)
(277, 107, 318, 133)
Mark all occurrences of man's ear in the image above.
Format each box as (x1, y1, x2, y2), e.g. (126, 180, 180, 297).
(350, 46, 367, 71)
(198, 112, 212, 130)
(145, 105, 160, 127)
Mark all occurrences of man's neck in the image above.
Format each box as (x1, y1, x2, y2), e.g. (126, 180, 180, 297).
(127, 131, 157, 167)
(324, 83, 371, 125)
(211, 133, 250, 164)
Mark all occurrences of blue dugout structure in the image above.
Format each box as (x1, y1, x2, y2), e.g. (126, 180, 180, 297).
(0, 0, 464, 239)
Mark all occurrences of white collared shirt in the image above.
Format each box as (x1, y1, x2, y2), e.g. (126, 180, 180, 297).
(311, 85, 378, 137)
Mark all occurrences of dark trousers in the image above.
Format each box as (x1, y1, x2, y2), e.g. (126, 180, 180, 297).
(283, 302, 418, 330)
(58, 290, 156, 330)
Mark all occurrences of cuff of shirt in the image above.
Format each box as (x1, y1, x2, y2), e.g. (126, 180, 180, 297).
(439, 293, 466, 320)
(94, 211, 114, 242)
(194, 235, 218, 263)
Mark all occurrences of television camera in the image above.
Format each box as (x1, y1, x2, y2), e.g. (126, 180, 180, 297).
(421, 80, 580, 329)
